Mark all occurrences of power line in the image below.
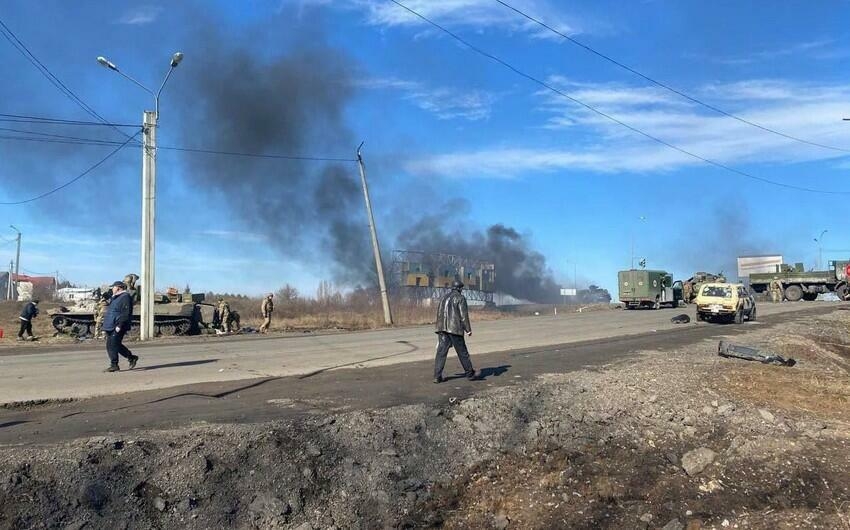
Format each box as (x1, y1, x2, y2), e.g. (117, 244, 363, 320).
(0, 131, 140, 205)
(159, 145, 358, 162)
(493, 0, 850, 154)
(0, 18, 140, 145)
(0, 128, 358, 161)
(388, 0, 850, 195)
(0, 113, 138, 127)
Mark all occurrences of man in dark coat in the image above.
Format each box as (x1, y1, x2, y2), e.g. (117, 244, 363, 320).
(102, 280, 139, 372)
(17, 299, 39, 341)
(433, 280, 477, 383)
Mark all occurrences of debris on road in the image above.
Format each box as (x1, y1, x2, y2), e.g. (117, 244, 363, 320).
(670, 314, 691, 324)
(718, 340, 797, 366)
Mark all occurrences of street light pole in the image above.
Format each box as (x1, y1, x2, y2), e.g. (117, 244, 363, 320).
(814, 229, 827, 271)
(9, 226, 20, 297)
(356, 143, 393, 326)
(97, 52, 183, 340)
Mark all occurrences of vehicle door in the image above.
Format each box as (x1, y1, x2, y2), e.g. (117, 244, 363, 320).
(738, 287, 752, 312)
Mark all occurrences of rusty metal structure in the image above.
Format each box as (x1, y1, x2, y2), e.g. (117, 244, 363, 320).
(390, 249, 496, 304)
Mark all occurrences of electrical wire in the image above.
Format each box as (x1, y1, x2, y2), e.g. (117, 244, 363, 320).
(158, 145, 358, 162)
(388, 0, 850, 195)
(0, 125, 358, 161)
(0, 130, 141, 205)
(0, 18, 140, 145)
(494, 0, 850, 154)
(0, 113, 139, 127)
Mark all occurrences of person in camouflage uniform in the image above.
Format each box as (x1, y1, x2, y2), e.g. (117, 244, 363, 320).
(259, 293, 274, 333)
(93, 287, 111, 339)
(769, 279, 783, 303)
(217, 297, 232, 333)
(682, 281, 693, 304)
(124, 274, 140, 304)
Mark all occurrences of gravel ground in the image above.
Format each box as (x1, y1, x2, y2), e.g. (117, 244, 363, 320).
(1, 310, 849, 529)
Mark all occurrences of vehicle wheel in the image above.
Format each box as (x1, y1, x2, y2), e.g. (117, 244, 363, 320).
(696, 312, 705, 322)
(749, 306, 757, 322)
(836, 284, 849, 300)
(734, 307, 744, 324)
(784, 284, 803, 302)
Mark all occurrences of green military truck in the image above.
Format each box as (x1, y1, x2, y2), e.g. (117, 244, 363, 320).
(749, 260, 850, 301)
(618, 269, 683, 309)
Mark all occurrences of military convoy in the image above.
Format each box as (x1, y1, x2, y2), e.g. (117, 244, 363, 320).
(748, 260, 850, 301)
(50, 285, 217, 337)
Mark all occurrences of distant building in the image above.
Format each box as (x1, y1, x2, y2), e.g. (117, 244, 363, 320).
(10, 274, 57, 301)
(55, 287, 96, 303)
(390, 249, 496, 304)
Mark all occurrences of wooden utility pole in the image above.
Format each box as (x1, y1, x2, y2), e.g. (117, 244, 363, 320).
(356, 143, 393, 325)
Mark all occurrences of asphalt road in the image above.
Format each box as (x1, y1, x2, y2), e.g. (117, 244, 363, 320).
(0, 302, 838, 446)
(0, 301, 828, 405)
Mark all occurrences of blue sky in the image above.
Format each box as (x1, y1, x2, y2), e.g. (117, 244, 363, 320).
(1, 0, 849, 298)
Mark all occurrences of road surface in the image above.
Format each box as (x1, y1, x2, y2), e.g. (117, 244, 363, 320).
(0, 304, 836, 444)
(0, 302, 833, 406)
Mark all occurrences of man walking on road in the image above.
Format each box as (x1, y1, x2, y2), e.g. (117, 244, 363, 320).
(433, 280, 477, 384)
(103, 281, 138, 372)
(17, 299, 39, 341)
(260, 293, 274, 333)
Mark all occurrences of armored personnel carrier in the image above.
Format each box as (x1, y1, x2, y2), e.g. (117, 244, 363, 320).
(50, 287, 216, 337)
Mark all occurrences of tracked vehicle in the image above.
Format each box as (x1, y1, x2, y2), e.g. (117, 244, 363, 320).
(50, 290, 216, 336)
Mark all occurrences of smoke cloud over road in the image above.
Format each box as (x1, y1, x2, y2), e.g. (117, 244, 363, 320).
(177, 24, 563, 303)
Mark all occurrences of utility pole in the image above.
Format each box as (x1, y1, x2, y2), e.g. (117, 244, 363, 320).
(96, 52, 183, 341)
(7, 260, 13, 301)
(140, 111, 157, 340)
(356, 143, 393, 325)
(9, 225, 20, 299)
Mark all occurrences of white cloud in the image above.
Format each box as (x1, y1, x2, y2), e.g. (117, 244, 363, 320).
(116, 6, 163, 25)
(701, 39, 842, 66)
(405, 78, 850, 177)
(358, 76, 500, 121)
(283, 0, 581, 38)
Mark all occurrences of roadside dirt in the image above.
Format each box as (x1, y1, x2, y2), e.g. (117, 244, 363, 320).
(1, 310, 849, 529)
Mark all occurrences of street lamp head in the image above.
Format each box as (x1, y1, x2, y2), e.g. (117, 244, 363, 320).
(97, 56, 118, 71)
(170, 52, 184, 68)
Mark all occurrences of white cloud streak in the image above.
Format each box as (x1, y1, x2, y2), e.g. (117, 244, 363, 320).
(115, 6, 163, 25)
(358, 77, 500, 121)
(405, 78, 850, 178)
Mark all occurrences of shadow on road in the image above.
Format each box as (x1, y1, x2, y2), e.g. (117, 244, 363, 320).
(134, 359, 219, 371)
(443, 364, 511, 382)
(0, 420, 30, 430)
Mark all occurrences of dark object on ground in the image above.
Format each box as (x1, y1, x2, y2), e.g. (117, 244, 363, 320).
(717, 340, 796, 366)
(671, 314, 691, 324)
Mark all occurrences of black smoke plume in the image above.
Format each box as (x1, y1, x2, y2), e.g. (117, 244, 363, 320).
(177, 25, 561, 302)
(397, 202, 561, 303)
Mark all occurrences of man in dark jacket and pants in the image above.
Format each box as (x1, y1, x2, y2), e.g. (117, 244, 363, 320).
(433, 280, 477, 383)
(103, 280, 139, 372)
(17, 299, 39, 341)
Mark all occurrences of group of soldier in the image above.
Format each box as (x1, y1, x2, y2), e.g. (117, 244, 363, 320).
(91, 276, 277, 338)
(215, 292, 274, 334)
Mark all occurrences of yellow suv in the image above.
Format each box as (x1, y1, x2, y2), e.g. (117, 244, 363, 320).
(695, 282, 756, 324)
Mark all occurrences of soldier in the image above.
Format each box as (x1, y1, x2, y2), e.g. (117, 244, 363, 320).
(217, 297, 232, 333)
(260, 293, 274, 333)
(683, 281, 693, 304)
(769, 279, 783, 303)
(433, 280, 478, 384)
(124, 274, 140, 303)
(93, 287, 112, 339)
